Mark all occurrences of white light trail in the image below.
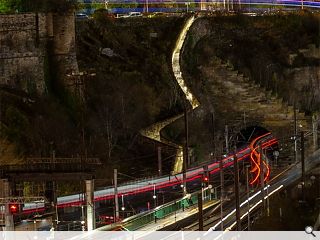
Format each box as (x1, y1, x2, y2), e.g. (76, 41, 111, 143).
(208, 184, 283, 231)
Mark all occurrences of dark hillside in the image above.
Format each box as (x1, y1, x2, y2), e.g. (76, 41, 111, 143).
(0, 15, 186, 184)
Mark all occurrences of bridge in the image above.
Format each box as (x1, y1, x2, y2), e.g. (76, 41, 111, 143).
(0, 157, 100, 181)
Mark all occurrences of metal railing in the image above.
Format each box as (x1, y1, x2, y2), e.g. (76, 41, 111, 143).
(0, 157, 101, 176)
(25, 157, 101, 165)
(119, 188, 216, 231)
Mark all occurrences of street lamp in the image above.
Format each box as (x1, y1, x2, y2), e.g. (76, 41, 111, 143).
(146, 0, 149, 13)
(153, 184, 157, 208)
(121, 195, 125, 218)
(185, 2, 190, 13)
(121, 195, 125, 210)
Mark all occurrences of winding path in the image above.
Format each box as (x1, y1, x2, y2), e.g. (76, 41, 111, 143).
(140, 16, 200, 174)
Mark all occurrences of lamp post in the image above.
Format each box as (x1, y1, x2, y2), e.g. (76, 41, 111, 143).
(146, 0, 149, 13)
(153, 184, 157, 208)
(81, 205, 85, 231)
(121, 195, 125, 219)
(185, 2, 190, 12)
(121, 195, 125, 210)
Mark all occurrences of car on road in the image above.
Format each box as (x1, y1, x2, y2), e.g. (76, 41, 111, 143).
(128, 12, 143, 17)
(76, 13, 89, 19)
(116, 12, 143, 18)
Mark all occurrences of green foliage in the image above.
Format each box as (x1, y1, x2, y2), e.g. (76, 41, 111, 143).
(0, 0, 10, 13)
(0, 0, 78, 13)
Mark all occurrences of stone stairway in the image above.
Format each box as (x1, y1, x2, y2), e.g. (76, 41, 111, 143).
(206, 58, 311, 138)
(199, 58, 315, 162)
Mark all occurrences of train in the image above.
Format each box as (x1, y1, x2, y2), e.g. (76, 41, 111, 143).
(21, 132, 277, 214)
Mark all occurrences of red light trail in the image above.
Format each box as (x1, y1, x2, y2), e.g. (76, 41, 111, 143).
(249, 133, 276, 185)
(20, 134, 278, 213)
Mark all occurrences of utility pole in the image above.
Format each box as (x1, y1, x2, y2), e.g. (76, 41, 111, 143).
(45, 181, 57, 229)
(294, 103, 298, 163)
(157, 146, 162, 176)
(234, 151, 241, 231)
(313, 113, 318, 150)
(219, 159, 224, 231)
(301, 131, 305, 202)
(85, 179, 95, 231)
(153, 184, 157, 208)
(114, 169, 119, 220)
(198, 192, 203, 231)
(211, 113, 215, 157)
(225, 125, 229, 155)
(3, 179, 14, 231)
(264, 149, 270, 217)
(246, 165, 250, 231)
(260, 145, 265, 210)
(183, 103, 189, 197)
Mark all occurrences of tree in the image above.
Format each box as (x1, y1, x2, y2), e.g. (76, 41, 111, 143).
(0, 0, 78, 13)
(0, 0, 10, 13)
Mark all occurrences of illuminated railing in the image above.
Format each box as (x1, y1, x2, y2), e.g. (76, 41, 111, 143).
(119, 187, 217, 231)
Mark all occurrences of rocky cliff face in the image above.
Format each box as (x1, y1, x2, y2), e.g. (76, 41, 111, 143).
(165, 14, 319, 162)
(285, 66, 320, 112)
(182, 15, 320, 115)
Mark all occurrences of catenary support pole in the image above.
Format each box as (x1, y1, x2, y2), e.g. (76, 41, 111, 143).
(183, 103, 189, 196)
(198, 192, 203, 230)
(157, 146, 162, 176)
(114, 169, 119, 220)
(260, 145, 265, 209)
(225, 125, 229, 154)
(234, 152, 241, 231)
(85, 179, 95, 231)
(220, 159, 224, 231)
(3, 179, 14, 231)
(294, 103, 298, 163)
(301, 131, 305, 202)
(246, 166, 250, 230)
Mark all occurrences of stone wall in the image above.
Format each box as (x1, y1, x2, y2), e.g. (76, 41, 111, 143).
(0, 13, 48, 94)
(51, 12, 79, 88)
(0, 12, 79, 94)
